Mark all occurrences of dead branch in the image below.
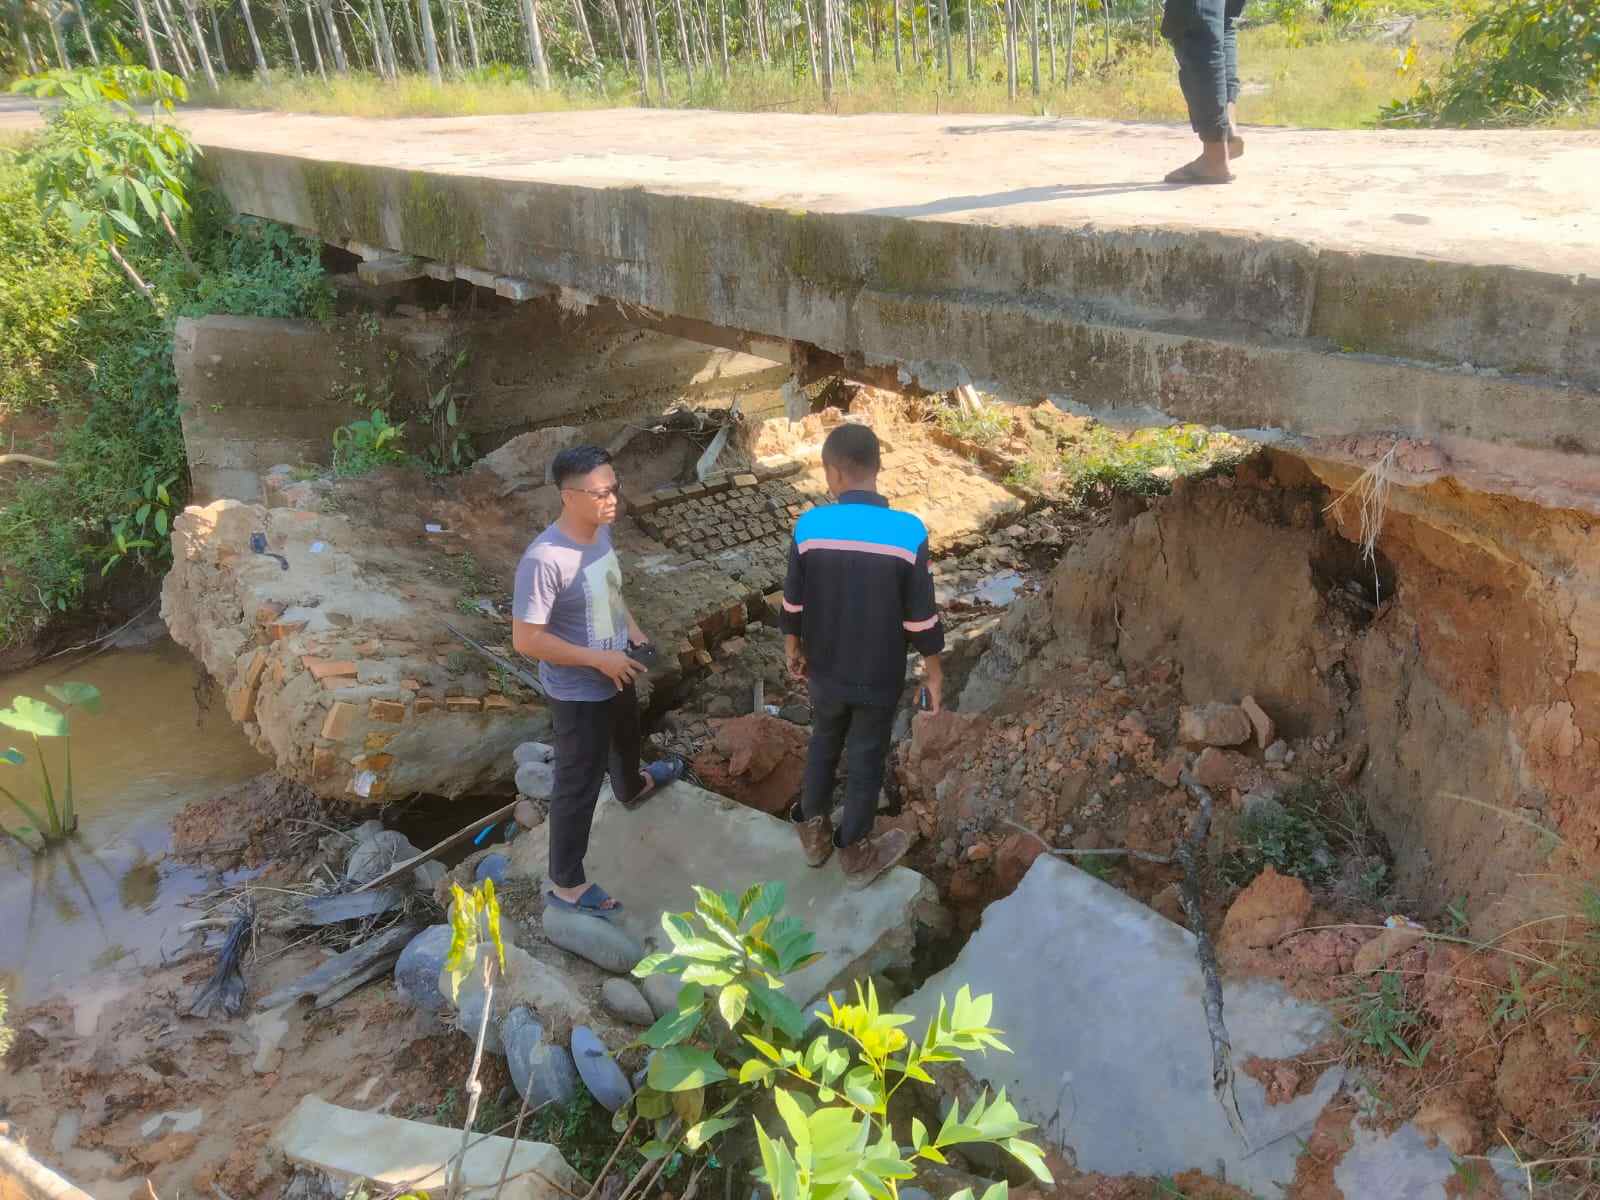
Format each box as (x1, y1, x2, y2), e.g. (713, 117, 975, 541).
(580, 1117, 640, 1200)
(352, 799, 520, 894)
(999, 818, 1174, 865)
(0, 454, 59, 469)
(1176, 772, 1248, 1145)
(492, 1089, 534, 1200)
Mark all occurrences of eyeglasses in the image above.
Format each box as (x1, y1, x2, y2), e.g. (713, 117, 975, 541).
(562, 483, 622, 501)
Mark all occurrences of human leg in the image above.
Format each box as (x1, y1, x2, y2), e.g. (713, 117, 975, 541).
(795, 689, 851, 865)
(1164, 0, 1232, 182)
(547, 697, 613, 893)
(834, 701, 909, 888)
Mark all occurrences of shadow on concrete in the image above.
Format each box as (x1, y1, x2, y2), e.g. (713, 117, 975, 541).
(863, 181, 1174, 217)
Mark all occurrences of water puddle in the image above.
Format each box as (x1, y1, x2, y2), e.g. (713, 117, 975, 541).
(938, 569, 1026, 609)
(0, 639, 266, 1007)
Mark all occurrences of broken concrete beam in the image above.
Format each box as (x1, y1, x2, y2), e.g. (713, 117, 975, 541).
(275, 1095, 580, 1200)
(422, 261, 456, 282)
(901, 856, 1341, 1197)
(455, 264, 498, 290)
(356, 254, 424, 286)
(514, 781, 938, 1009)
(494, 274, 543, 302)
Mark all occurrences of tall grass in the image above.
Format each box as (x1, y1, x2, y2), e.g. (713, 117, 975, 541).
(192, 19, 1455, 128)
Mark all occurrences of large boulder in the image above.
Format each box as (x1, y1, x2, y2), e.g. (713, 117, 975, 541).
(542, 906, 646, 973)
(1177, 703, 1253, 748)
(394, 925, 453, 1012)
(346, 830, 420, 885)
(502, 1008, 580, 1109)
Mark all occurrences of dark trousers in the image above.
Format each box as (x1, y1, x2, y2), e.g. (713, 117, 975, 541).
(547, 684, 643, 889)
(801, 686, 897, 848)
(1163, 0, 1245, 143)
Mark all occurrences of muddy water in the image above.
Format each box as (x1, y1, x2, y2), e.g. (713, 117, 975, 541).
(0, 640, 266, 1007)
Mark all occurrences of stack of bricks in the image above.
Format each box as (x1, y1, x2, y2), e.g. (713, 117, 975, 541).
(629, 463, 823, 590)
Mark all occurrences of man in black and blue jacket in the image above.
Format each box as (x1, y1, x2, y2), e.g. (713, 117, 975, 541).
(781, 423, 945, 888)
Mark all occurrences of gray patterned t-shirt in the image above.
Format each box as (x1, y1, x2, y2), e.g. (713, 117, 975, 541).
(513, 523, 629, 701)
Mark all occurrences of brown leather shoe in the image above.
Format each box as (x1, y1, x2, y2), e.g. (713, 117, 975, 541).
(838, 828, 911, 890)
(793, 805, 833, 868)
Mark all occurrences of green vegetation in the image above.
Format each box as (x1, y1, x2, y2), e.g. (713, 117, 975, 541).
(1383, 0, 1599, 127)
(1222, 778, 1390, 895)
(0, 682, 101, 844)
(621, 881, 1050, 1200)
(1058, 423, 1247, 503)
(0, 984, 12, 1060)
(1340, 968, 1434, 1069)
(332, 408, 410, 476)
(0, 68, 330, 651)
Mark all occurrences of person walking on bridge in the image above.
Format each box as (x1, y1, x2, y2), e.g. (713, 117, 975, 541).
(1161, 0, 1247, 185)
(781, 423, 945, 888)
(512, 445, 687, 918)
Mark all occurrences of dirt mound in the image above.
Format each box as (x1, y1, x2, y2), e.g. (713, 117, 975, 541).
(1219, 867, 1313, 955)
(691, 713, 809, 816)
(171, 772, 325, 870)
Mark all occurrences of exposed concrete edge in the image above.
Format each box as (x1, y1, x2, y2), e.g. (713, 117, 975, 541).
(197, 147, 1600, 412)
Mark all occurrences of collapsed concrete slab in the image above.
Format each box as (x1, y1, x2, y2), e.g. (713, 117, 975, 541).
(902, 856, 1340, 1197)
(508, 781, 943, 1008)
(275, 1094, 579, 1200)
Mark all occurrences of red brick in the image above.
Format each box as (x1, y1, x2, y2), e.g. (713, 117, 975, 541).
(414, 697, 438, 715)
(312, 744, 337, 778)
(320, 701, 357, 741)
(302, 657, 358, 682)
(482, 694, 515, 711)
(445, 696, 482, 713)
(369, 699, 407, 723)
(267, 619, 307, 641)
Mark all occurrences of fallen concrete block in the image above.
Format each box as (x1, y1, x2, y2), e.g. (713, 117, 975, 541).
(512, 780, 937, 1009)
(902, 856, 1341, 1198)
(275, 1095, 580, 1200)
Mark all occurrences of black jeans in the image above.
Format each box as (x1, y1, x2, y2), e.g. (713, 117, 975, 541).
(801, 686, 897, 848)
(547, 684, 643, 889)
(1163, 0, 1245, 143)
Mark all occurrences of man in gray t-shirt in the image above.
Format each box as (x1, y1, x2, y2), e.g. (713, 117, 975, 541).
(512, 445, 686, 918)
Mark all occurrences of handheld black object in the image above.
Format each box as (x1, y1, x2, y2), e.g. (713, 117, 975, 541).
(626, 641, 659, 668)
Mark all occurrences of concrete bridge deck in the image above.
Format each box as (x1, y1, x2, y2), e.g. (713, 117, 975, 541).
(183, 109, 1600, 495)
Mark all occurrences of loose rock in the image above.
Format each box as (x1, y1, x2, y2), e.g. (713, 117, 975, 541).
(502, 1008, 580, 1109)
(456, 987, 505, 1056)
(1219, 867, 1313, 953)
(514, 741, 556, 766)
(514, 799, 545, 829)
(1353, 926, 1426, 974)
(640, 973, 682, 1019)
(543, 906, 646, 973)
(346, 830, 421, 885)
(1240, 695, 1275, 750)
(1177, 702, 1253, 748)
(516, 759, 557, 800)
(394, 925, 454, 1012)
(475, 853, 511, 887)
(601, 978, 656, 1026)
(1264, 739, 1290, 764)
(413, 861, 447, 894)
(571, 1026, 633, 1112)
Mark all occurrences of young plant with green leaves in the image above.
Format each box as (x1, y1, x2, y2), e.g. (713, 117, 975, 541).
(0, 682, 101, 844)
(11, 66, 198, 299)
(443, 877, 508, 1200)
(626, 882, 1053, 1200)
(98, 467, 179, 576)
(333, 408, 409, 476)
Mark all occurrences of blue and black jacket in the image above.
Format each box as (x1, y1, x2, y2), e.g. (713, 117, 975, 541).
(780, 489, 945, 707)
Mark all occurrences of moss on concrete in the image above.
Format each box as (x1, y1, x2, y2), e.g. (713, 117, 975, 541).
(665, 224, 714, 317)
(776, 211, 860, 294)
(399, 172, 486, 265)
(302, 162, 385, 246)
(873, 222, 954, 295)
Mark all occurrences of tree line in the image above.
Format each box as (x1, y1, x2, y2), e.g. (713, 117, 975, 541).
(3, 0, 1173, 104)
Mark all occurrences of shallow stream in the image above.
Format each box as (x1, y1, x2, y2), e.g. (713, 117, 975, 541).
(0, 640, 266, 1008)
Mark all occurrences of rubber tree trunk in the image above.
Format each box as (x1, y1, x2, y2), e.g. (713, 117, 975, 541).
(461, 0, 480, 68)
(818, 0, 832, 99)
(1101, 0, 1107, 66)
(1045, 0, 1054, 80)
(630, 0, 648, 100)
(318, 0, 347, 68)
(1003, 0, 1015, 97)
(716, 0, 725, 76)
(74, 0, 100, 62)
(938, 0, 950, 80)
(131, 0, 164, 68)
(46, 3, 69, 67)
(890, 0, 898, 71)
(417, 0, 441, 78)
(154, 0, 194, 76)
(209, 2, 228, 70)
(964, 0, 973, 76)
(372, 0, 398, 74)
(907, 0, 916, 65)
(602, 0, 628, 68)
(669, 0, 691, 84)
(396, 0, 421, 68)
(571, 0, 595, 59)
(271, 0, 305, 71)
(182, 0, 218, 84)
(800, 0, 816, 84)
(516, 0, 547, 86)
(238, 0, 268, 73)
(648, 0, 668, 99)
(1028, 0, 1037, 93)
(1064, 0, 1073, 83)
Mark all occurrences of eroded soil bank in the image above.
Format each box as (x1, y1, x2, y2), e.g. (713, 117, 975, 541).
(6, 403, 1598, 1198)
